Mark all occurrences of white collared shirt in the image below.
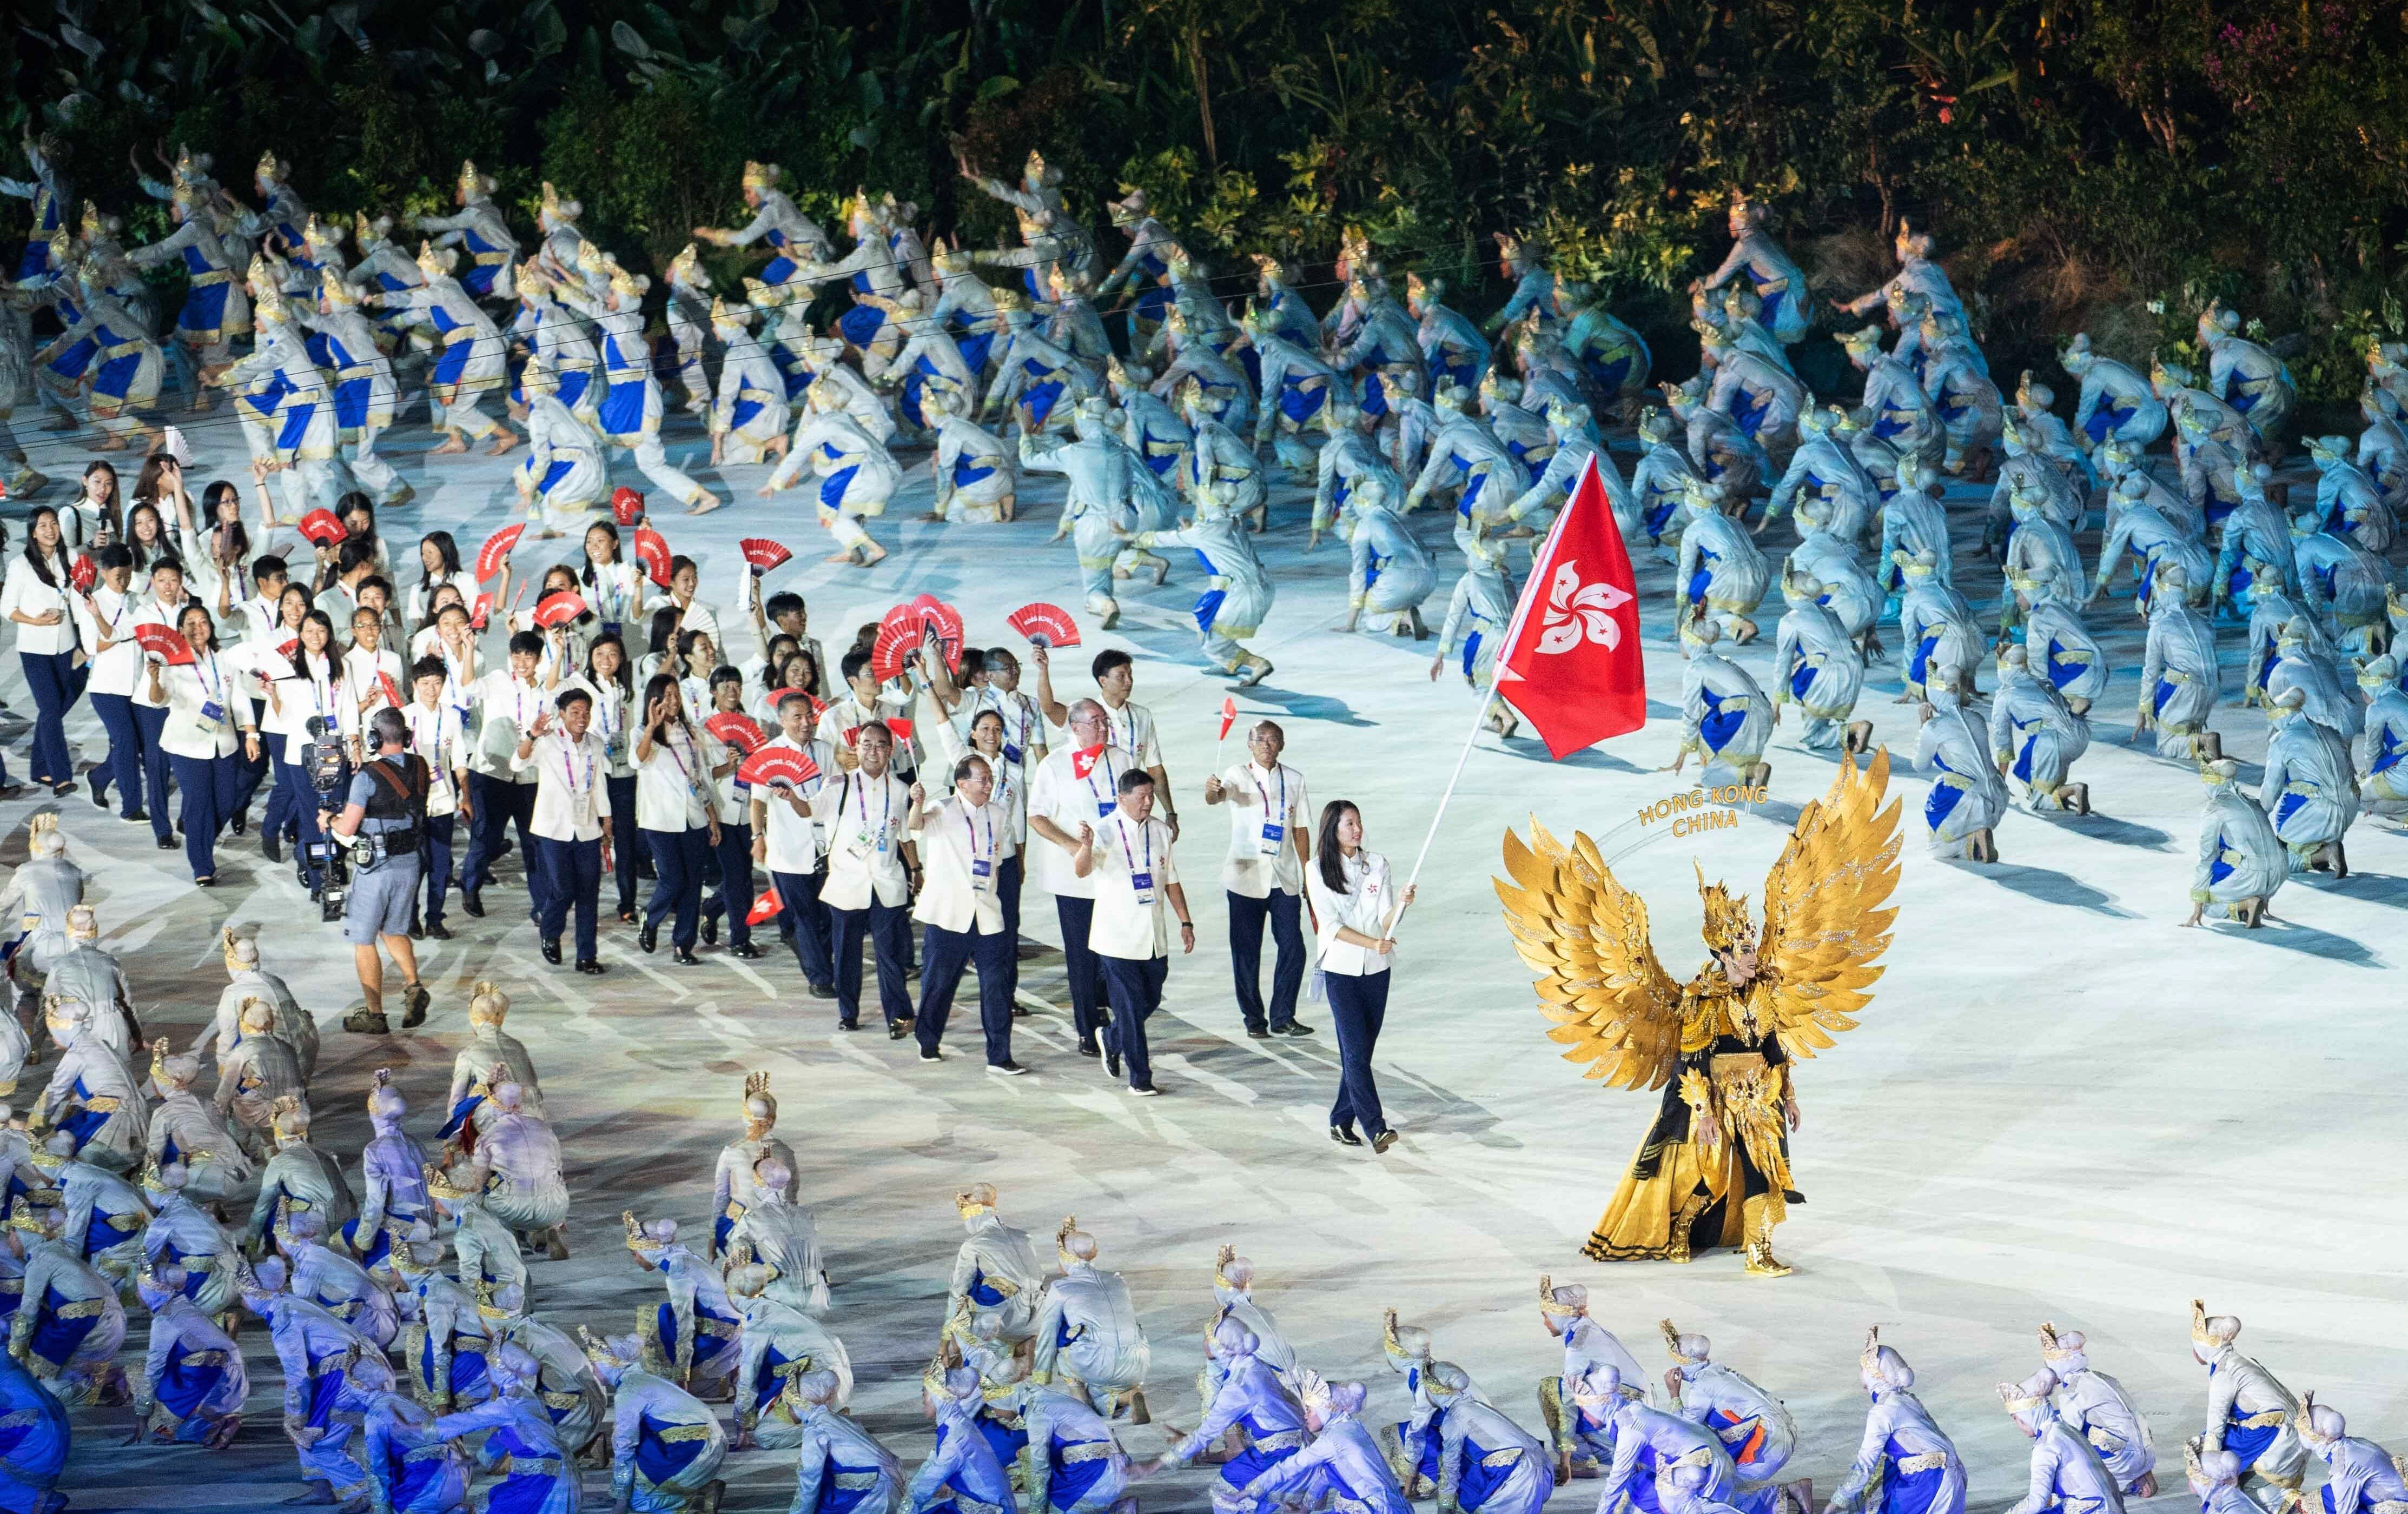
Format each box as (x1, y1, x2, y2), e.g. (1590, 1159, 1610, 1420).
(76, 586, 143, 698)
(510, 728, 612, 841)
(698, 720, 755, 826)
(1216, 760, 1311, 898)
(811, 769, 912, 910)
(1026, 742, 1133, 899)
(583, 560, 645, 632)
(634, 723, 716, 832)
(340, 643, 405, 737)
(754, 734, 831, 874)
(1304, 848, 1397, 978)
(914, 795, 1016, 935)
(158, 649, 249, 759)
(1098, 697, 1160, 768)
(263, 653, 341, 740)
(2, 553, 78, 656)
(471, 670, 547, 782)
(405, 700, 468, 816)
(1086, 809, 1179, 960)
(128, 592, 195, 709)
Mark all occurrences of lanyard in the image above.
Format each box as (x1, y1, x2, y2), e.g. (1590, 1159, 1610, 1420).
(194, 651, 223, 703)
(851, 772, 891, 844)
(409, 705, 446, 767)
(1082, 744, 1121, 812)
(1113, 814, 1149, 878)
(963, 802, 993, 863)
(511, 679, 537, 733)
(599, 686, 621, 742)
(1250, 763, 1285, 822)
(307, 661, 331, 719)
(662, 726, 698, 788)
(560, 734, 592, 795)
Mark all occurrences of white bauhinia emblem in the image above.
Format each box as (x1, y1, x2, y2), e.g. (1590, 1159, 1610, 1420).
(1535, 560, 1629, 654)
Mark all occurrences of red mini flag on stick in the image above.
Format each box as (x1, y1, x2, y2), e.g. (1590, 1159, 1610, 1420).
(1493, 454, 1646, 758)
(745, 887, 783, 926)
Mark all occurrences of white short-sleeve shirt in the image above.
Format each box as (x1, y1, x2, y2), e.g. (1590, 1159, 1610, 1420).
(1216, 760, 1311, 898)
(1086, 810, 1179, 960)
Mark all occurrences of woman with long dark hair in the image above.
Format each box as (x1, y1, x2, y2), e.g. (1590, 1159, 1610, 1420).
(263, 608, 343, 893)
(64, 459, 123, 549)
(579, 521, 646, 639)
(1304, 799, 1415, 1153)
(406, 530, 468, 626)
(76, 542, 144, 817)
(580, 634, 642, 922)
(4, 504, 85, 793)
(633, 671, 718, 964)
(255, 581, 315, 861)
(149, 603, 260, 885)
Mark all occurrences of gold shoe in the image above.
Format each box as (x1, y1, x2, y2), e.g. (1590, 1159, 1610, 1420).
(1743, 1235, 1794, 1278)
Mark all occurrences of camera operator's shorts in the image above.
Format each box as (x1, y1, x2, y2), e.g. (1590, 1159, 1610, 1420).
(345, 853, 424, 944)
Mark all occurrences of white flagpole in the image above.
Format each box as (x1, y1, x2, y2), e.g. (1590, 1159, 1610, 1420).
(1385, 460, 1597, 938)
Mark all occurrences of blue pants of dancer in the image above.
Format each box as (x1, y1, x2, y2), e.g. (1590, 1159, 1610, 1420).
(772, 869, 835, 988)
(607, 774, 639, 913)
(168, 751, 241, 880)
(88, 690, 144, 818)
(1099, 953, 1166, 1090)
(419, 813, 457, 930)
(135, 702, 172, 840)
(643, 825, 711, 949)
(828, 897, 910, 1028)
(534, 834, 602, 960)
(1227, 888, 1306, 1033)
(918, 921, 1015, 1065)
(701, 819, 755, 948)
(462, 773, 539, 901)
(1054, 895, 1108, 1052)
(18, 650, 81, 786)
(1326, 968, 1391, 1136)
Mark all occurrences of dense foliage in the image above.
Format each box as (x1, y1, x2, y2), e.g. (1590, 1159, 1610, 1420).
(10, 0, 2408, 406)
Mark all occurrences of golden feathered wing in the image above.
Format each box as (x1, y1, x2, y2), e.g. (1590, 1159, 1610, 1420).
(1495, 819, 1685, 1091)
(1496, 751, 1903, 1087)
(1754, 749, 1903, 1060)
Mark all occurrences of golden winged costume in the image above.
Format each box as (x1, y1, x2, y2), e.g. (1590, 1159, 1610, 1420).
(1497, 751, 1901, 1276)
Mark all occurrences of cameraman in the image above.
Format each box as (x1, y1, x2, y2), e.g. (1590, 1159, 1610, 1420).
(324, 706, 433, 1034)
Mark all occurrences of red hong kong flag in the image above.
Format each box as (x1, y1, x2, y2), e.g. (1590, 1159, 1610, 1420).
(1069, 742, 1108, 780)
(1493, 454, 1646, 759)
(745, 887, 783, 926)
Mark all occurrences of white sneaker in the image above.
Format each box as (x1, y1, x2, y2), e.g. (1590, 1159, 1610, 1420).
(1128, 1083, 1161, 1098)
(918, 1047, 943, 1063)
(985, 1061, 1029, 1077)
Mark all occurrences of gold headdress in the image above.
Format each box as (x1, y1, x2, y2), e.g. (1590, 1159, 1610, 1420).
(608, 262, 646, 303)
(354, 210, 380, 248)
(415, 240, 452, 281)
(742, 1071, 776, 1137)
(320, 268, 358, 311)
(425, 1162, 477, 1203)
(5, 1196, 55, 1235)
(473, 1278, 516, 1324)
(1893, 217, 1916, 259)
(989, 284, 1027, 315)
(173, 143, 201, 186)
(1213, 1243, 1241, 1290)
(623, 1210, 671, 1258)
(238, 995, 276, 1032)
(246, 251, 282, 301)
(1694, 862, 1756, 953)
(667, 243, 702, 284)
(709, 294, 746, 329)
(742, 161, 782, 190)
(457, 158, 485, 202)
(2190, 1299, 2215, 1346)
(1493, 230, 1525, 261)
(467, 981, 509, 1026)
(1661, 1319, 1685, 1358)
(2038, 1322, 2075, 1362)
(1536, 1273, 1579, 1316)
(79, 200, 105, 245)
(954, 1183, 995, 1218)
(1860, 1326, 1883, 1374)
(540, 181, 574, 221)
(257, 148, 285, 184)
(1997, 1380, 2047, 1414)
(1024, 148, 1052, 185)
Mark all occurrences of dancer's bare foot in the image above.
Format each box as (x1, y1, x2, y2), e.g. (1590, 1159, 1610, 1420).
(684, 493, 723, 516)
(431, 433, 469, 456)
(485, 430, 520, 457)
(854, 542, 888, 567)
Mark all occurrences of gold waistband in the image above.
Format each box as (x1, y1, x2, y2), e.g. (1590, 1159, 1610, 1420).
(541, 1389, 584, 1411)
(724, 1202, 747, 1220)
(190, 269, 233, 287)
(1251, 1429, 1306, 1453)
(656, 1422, 713, 1443)
(951, 1496, 1003, 1514)
(56, 1297, 108, 1320)
(1062, 1440, 1115, 1464)
(832, 1472, 883, 1491)
(502, 1455, 563, 1476)
(81, 1095, 122, 1113)
(1896, 1451, 1950, 1474)
(1482, 1448, 1526, 1470)
(2234, 1409, 2287, 1430)
(178, 1349, 230, 1367)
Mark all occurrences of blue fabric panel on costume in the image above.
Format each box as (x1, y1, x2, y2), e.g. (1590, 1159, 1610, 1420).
(1193, 589, 1228, 633)
(276, 402, 318, 452)
(1024, 378, 1065, 429)
(1925, 781, 1966, 829)
(432, 339, 472, 388)
(1699, 696, 1744, 754)
(838, 304, 887, 349)
(820, 464, 862, 509)
(156, 1337, 223, 1420)
(636, 1413, 707, 1486)
(537, 460, 574, 494)
(1878, 1437, 1948, 1514)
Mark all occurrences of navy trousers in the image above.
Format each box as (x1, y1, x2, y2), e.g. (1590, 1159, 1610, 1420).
(534, 834, 603, 960)
(642, 825, 712, 949)
(771, 869, 835, 988)
(1099, 953, 1167, 1090)
(1053, 895, 1109, 1050)
(828, 897, 911, 1028)
(918, 921, 1015, 1065)
(1326, 969, 1392, 1136)
(1226, 888, 1307, 1032)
